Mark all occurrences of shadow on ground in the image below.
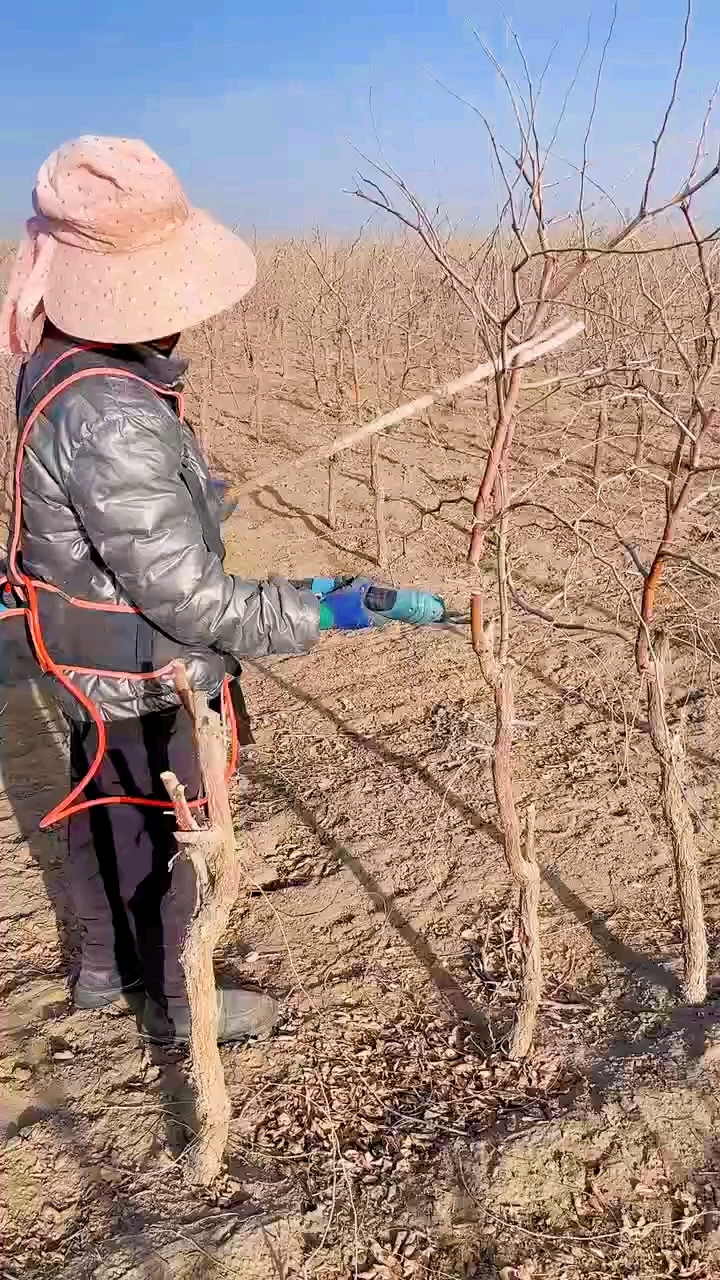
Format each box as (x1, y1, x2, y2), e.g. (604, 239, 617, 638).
(248, 659, 720, 1095)
(0, 618, 75, 976)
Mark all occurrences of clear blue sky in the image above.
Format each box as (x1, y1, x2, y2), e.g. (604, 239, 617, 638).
(1, 1, 719, 235)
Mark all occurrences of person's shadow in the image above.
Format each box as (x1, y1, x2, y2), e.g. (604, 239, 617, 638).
(0, 613, 78, 982)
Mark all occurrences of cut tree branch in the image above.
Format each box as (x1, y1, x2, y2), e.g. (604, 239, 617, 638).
(228, 319, 584, 501)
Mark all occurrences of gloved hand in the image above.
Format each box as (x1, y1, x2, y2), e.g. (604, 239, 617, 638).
(0, 577, 22, 612)
(318, 579, 375, 630)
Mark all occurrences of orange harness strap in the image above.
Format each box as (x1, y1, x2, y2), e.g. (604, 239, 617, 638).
(6, 355, 239, 829)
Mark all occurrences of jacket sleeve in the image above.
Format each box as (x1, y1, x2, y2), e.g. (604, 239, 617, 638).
(65, 394, 320, 657)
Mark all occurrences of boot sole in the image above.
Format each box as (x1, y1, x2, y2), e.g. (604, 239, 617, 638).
(140, 1025, 273, 1046)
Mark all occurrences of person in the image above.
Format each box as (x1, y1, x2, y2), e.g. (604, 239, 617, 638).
(0, 136, 384, 1046)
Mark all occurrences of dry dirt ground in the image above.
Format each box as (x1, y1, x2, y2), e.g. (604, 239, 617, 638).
(4, 367, 720, 1278)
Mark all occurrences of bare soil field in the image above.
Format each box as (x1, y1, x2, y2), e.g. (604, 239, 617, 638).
(4, 318, 720, 1279)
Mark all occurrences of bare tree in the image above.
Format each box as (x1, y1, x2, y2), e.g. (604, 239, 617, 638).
(349, 0, 720, 1040)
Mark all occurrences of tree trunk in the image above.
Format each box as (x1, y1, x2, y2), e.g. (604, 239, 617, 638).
(252, 363, 265, 443)
(326, 458, 338, 530)
(370, 434, 389, 570)
(197, 317, 219, 459)
(593, 385, 609, 483)
(645, 633, 707, 1004)
(161, 670, 243, 1186)
(492, 669, 542, 1058)
(197, 370, 213, 460)
(634, 398, 646, 468)
(471, 596, 542, 1057)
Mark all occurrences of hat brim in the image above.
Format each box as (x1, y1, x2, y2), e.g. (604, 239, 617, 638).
(42, 208, 257, 344)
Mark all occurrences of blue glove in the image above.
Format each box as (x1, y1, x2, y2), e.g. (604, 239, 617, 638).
(319, 579, 375, 630)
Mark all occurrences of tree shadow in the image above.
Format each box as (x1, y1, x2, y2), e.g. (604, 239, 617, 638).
(239, 753, 491, 1038)
(145, 1041, 199, 1157)
(542, 867, 680, 997)
(331, 464, 373, 497)
(529, 871, 720, 1103)
(247, 660, 504, 850)
(587, 999, 720, 1100)
(249, 486, 377, 567)
(0, 644, 239, 1276)
(524, 652, 720, 774)
(247, 661, 687, 1042)
(245, 668, 715, 1094)
(0, 620, 76, 977)
(0, 628, 164, 1267)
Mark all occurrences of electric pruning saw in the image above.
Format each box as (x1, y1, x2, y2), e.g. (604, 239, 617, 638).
(291, 576, 465, 627)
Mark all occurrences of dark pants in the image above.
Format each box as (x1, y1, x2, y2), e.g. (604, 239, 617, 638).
(68, 709, 201, 1005)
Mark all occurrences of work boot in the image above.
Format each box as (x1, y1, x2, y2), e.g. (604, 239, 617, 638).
(73, 966, 144, 1010)
(142, 988, 279, 1046)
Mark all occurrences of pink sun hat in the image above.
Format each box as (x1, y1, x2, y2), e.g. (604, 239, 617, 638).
(0, 135, 257, 355)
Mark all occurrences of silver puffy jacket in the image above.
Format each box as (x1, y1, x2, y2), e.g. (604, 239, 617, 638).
(11, 329, 320, 720)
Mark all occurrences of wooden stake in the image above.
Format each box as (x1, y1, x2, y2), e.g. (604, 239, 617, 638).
(161, 665, 244, 1186)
